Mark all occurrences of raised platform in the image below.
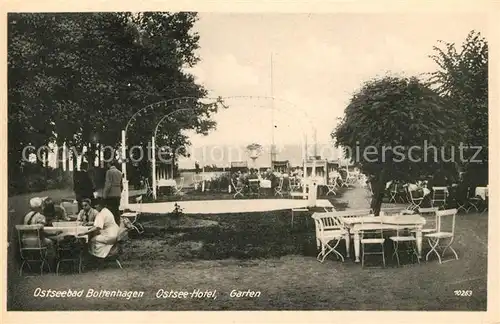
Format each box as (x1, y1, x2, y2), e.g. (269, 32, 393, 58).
(127, 199, 334, 215)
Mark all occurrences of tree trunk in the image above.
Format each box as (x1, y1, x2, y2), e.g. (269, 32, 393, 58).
(72, 152, 79, 171)
(172, 150, 176, 178)
(87, 142, 96, 167)
(57, 144, 64, 169)
(370, 170, 387, 216)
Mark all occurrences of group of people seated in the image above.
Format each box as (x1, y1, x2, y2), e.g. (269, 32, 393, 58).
(22, 194, 126, 265)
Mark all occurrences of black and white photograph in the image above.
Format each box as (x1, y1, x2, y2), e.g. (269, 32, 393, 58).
(3, 1, 497, 322)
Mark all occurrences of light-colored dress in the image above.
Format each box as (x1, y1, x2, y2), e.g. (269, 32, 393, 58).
(89, 207, 120, 258)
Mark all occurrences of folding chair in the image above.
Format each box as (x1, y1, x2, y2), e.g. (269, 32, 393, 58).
(425, 209, 459, 264)
(121, 195, 145, 235)
(406, 185, 424, 211)
(56, 235, 86, 274)
(144, 178, 153, 198)
(174, 177, 184, 195)
(16, 224, 52, 275)
(325, 176, 339, 196)
(411, 207, 439, 235)
(311, 213, 347, 262)
(467, 188, 483, 213)
(274, 177, 284, 197)
(231, 179, 244, 198)
(105, 240, 125, 269)
(455, 186, 469, 213)
(431, 186, 448, 209)
(192, 174, 203, 190)
(387, 182, 399, 204)
(389, 226, 420, 267)
(360, 216, 386, 268)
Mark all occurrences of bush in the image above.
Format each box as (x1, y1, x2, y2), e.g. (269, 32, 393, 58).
(207, 172, 230, 192)
(8, 163, 73, 196)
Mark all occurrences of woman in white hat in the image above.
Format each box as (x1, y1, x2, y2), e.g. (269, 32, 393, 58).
(24, 197, 47, 225)
(21, 197, 55, 250)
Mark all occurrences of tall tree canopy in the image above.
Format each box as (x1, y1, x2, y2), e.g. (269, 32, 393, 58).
(8, 12, 224, 184)
(333, 76, 465, 215)
(428, 30, 488, 184)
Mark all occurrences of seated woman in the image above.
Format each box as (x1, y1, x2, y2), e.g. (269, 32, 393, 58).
(78, 198, 120, 259)
(22, 197, 56, 260)
(76, 198, 98, 226)
(24, 197, 47, 226)
(42, 197, 69, 225)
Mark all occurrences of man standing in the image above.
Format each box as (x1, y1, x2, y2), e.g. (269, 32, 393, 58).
(103, 162, 123, 224)
(76, 162, 95, 211)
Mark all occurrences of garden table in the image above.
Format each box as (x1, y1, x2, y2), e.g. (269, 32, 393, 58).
(157, 179, 177, 187)
(475, 187, 488, 200)
(44, 226, 92, 242)
(338, 214, 425, 263)
(260, 179, 271, 188)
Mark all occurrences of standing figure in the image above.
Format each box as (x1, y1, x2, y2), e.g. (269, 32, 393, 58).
(75, 162, 95, 211)
(103, 162, 123, 224)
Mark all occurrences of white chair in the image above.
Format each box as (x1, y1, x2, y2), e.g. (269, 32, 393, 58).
(121, 195, 144, 234)
(291, 207, 309, 228)
(387, 182, 400, 204)
(231, 179, 244, 198)
(174, 177, 184, 195)
(467, 187, 483, 213)
(360, 215, 386, 268)
(431, 186, 448, 209)
(274, 177, 284, 197)
(425, 209, 458, 264)
(144, 178, 153, 198)
(192, 174, 203, 190)
(311, 213, 347, 262)
(412, 207, 439, 235)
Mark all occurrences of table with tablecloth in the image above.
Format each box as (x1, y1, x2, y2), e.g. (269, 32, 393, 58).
(44, 225, 92, 242)
(475, 186, 488, 200)
(157, 179, 177, 187)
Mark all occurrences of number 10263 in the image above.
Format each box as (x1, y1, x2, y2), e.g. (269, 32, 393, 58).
(454, 290, 472, 296)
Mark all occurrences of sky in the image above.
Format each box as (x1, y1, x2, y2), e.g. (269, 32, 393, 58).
(177, 12, 488, 168)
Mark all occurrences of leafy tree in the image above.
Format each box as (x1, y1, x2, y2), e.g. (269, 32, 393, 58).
(8, 12, 225, 190)
(333, 76, 465, 215)
(428, 30, 488, 185)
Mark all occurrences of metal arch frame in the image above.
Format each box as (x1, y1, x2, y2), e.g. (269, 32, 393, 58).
(122, 95, 318, 206)
(152, 107, 201, 199)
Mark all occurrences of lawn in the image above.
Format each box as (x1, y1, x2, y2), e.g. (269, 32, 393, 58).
(8, 204, 488, 311)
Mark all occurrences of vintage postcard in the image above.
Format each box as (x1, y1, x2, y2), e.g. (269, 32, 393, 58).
(2, 1, 498, 323)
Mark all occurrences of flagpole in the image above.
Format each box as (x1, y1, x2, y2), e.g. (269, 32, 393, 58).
(270, 53, 275, 170)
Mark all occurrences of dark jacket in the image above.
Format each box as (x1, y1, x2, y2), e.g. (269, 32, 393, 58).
(74, 171, 95, 197)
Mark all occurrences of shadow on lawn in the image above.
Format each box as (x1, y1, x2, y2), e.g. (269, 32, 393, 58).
(123, 202, 349, 262)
